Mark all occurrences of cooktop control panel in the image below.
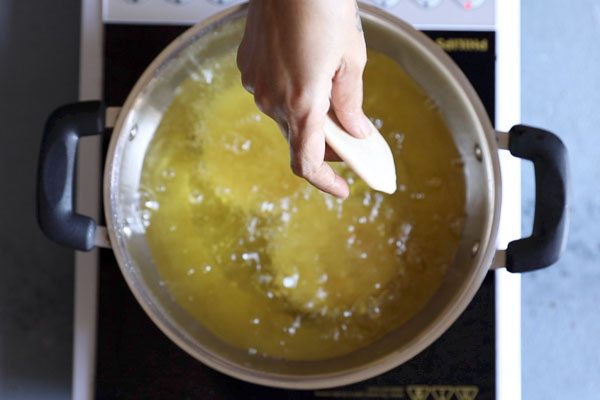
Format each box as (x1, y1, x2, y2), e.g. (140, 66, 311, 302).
(104, 0, 495, 29)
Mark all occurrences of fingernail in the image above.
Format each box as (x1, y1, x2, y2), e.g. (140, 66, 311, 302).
(335, 177, 350, 199)
(335, 187, 350, 200)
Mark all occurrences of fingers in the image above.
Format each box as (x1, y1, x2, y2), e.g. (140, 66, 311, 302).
(289, 113, 350, 199)
(331, 56, 372, 139)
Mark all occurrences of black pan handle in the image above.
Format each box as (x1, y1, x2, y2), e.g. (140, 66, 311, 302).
(37, 101, 105, 251)
(505, 124, 569, 273)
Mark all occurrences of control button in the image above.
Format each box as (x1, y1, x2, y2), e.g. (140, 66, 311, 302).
(369, 0, 401, 8)
(414, 0, 443, 8)
(454, 0, 486, 9)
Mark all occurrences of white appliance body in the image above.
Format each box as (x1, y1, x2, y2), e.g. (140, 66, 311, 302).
(74, 1, 520, 399)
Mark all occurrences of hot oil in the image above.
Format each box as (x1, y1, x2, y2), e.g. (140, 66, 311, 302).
(140, 49, 466, 360)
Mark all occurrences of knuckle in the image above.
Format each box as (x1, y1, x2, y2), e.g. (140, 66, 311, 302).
(254, 88, 267, 106)
(240, 73, 254, 94)
(242, 80, 255, 95)
(253, 84, 271, 112)
(285, 89, 314, 113)
(254, 98, 269, 115)
(339, 54, 367, 79)
(355, 52, 367, 70)
(332, 88, 362, 112)
(286, 92, 329, 128)
(290, 158, 316, 180)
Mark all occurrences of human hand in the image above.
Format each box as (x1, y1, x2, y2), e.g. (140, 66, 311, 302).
(237, 0, 371, 199)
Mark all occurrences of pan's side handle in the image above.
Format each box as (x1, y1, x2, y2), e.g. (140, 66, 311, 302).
(498, 125, 569, 272)
(37, 101, 106, 251)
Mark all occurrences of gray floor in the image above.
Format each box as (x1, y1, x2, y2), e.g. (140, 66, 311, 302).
(521, 0, 600, 398)
(0, 1, 598, 399)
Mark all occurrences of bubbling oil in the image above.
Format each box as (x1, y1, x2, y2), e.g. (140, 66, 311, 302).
(140, 49, 466, 360)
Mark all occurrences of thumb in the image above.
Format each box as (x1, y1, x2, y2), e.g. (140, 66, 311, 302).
(331, 60, 372, 139)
